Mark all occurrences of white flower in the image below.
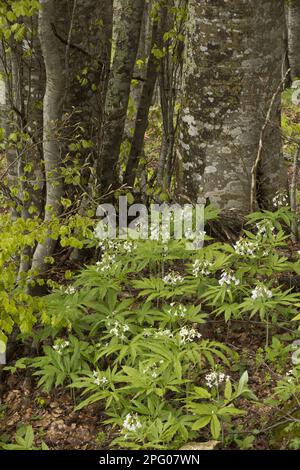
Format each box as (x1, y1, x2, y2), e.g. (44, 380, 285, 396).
(167, 303, 187, 318)
(96, 253, 116, 273)
(143, 362, 160, 379)
(122, 241, 136, 253)
(108, 321, 130, 339)
(53, 340, 70, 355)
(163, 271, 184, 285)
(251, 285, 273, 300)
(219, 271, 240, 287)
(155, 329, 174, 339)
(272, 192, 289, 208)
(179, 326, 202, 344)
(205, 371, 230, 388)
(233, 239, 258, 257)
(256, 220, 275, 238)
(64, 286, 76, 295)
(92, 371, 108, 387)
(123, 414, 142, 433)
(192, 259, 213, 276)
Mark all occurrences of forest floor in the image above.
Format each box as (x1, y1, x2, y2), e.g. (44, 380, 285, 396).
(0, 317, 297, 450)
(0, 98, 300, 451)
(0, 165, 300, 450)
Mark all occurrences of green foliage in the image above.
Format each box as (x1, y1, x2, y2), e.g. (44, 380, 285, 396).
(2, 206, 300, 449)
(0, 212, 95, 345)
(29, 336, 94, 393)
(0, 425, 48, 450)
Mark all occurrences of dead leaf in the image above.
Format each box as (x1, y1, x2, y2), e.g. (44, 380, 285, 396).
(180, 441, 220, 451)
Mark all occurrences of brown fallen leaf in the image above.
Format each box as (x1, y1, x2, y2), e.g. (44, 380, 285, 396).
(180, 441, 220, 451)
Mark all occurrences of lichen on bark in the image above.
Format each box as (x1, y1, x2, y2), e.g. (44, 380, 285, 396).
(177, 0, 287, 212)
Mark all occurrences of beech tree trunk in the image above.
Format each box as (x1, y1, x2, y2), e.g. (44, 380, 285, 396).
(31, 0, 65, 275)
(287, 0, 300, 80)
(177, 0, 287, 212)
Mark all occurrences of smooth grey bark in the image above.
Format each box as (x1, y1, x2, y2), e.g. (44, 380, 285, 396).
(31, 0, 65, 275)
(177, 0, 287, 212)
(99, 0, 146, 194)
(31, 0, 111, 274)
(287, 0, 300, 80)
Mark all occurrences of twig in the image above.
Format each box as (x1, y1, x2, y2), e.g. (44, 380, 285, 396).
(290, 142, 300, 242)
(250, 69, 290, 212)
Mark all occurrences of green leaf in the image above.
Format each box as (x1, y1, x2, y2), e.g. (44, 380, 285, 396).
(237, 371, 249, 395)
(224, 378, 232, 400)
(0, 340, 6, 354)
(193, 386, 211, 399)
(210, 414, 221, 439)
(192, 416, 211, 431)
(218, 406, 245, 416)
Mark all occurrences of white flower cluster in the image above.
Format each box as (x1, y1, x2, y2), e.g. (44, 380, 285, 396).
(64, 286, 76, 295)
(123, 413, 142, 433)
(92, 371, 108, 387)
(273, 192, 289, 208)
(233, 239, 259, 257)
(53, 340, 70, 355)
(163, 271, 184, 286)
(96, 253, 116, 273)
(218, 271, 240, 287)
(122, 241, 136, 253)
(205, 371, 230, 388)
(154, 329, 174, 339)
(108, 320, 130, 340)
(179, 326, 202, 344)
(167, 302, 187, 319)
(192, 259, 213, 276)
(105, 239, 136, 253)
(251, 285, 273, 300)
(256, 220, 275, 237)
(142, 361, 164, 379)
(286, 369, 295, 383)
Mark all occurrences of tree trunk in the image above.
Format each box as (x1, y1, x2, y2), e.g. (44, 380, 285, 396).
(31, 0, 65, 275)
(177, 0, 287, 212)
(98, 0, 146, 194)
(124, 10, 166, 188)
(288, 0, 300, 80)
(157, 0, 186, 198)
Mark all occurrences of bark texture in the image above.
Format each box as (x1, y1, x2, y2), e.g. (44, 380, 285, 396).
(288, 0, 300, 80)
(31, 0, 65, 274)
(99, 0, 146, 193)
(124, 11, 166, 187)
(177, 0, 287, 212)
